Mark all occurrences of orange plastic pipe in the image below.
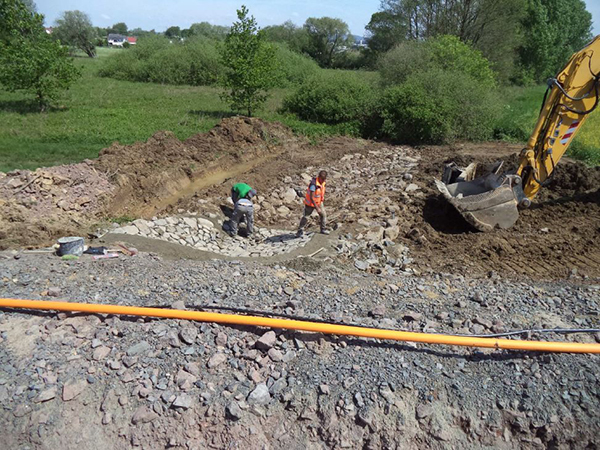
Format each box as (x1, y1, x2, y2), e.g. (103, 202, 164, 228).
(1, 298, 600, 354)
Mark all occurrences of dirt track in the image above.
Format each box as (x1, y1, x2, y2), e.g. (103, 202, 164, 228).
(1, 118, 599, 281)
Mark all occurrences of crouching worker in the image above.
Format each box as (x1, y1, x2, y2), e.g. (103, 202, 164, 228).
(297, 170, 329, 236)
(229, 182, 257, 237)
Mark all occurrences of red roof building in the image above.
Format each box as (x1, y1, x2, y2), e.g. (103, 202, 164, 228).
(127, 36, 137, 44)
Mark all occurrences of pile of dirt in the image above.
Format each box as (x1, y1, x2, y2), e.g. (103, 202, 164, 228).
(95, 117, 300, 218)
(545, 162, 600, 198)
(404, 146, 600, 279)
(0, 118, 301, 250)
(0, 163, 114, 249)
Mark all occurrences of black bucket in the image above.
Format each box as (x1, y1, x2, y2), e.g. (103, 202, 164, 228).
(57, 237, 84, 256)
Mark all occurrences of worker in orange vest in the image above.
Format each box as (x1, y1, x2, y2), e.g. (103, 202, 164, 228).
(297, 170, 329, 236)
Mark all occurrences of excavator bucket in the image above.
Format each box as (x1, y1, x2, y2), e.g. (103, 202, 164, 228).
(434, 161, 523, 232)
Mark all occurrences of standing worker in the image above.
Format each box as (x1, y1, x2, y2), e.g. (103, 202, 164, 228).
(229, 182, 257, 238)
(297, 170, 329, 236)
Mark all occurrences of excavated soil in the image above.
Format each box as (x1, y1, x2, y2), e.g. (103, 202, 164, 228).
(1, 119, 599, 280)
(404, 144, 600, 279)
(0, 118, 302, 249)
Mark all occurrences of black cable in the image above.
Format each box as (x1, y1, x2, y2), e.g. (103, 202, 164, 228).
(459, 328, 600, 339)
(550, 77, 596, 102)
(559, 78, 599, 115)
(149, 303, 600, 340)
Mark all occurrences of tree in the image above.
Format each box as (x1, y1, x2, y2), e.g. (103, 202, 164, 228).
(109, 22, 127, 35)
(129, 27, 155, 38)
(516, 0, 592, 83)
(219, 5, 279, 116)
(0, 0, 80, 108)
(368, 0, 528, 83)
(53, 10, 97, 57)
(21, 0, 34, 12)
(263, 21, 308, 53)
(165, 26, 180, 38)
(303, 17, 353, 68)
(184, 22, 229, 40)
(365, 11, 407, 55)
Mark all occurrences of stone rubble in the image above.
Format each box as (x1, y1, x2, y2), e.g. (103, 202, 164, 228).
(111, 215, 313, 258)
(0, 253, 599, 448)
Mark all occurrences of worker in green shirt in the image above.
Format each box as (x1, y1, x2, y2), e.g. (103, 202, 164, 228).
(229, 183, 257, 237)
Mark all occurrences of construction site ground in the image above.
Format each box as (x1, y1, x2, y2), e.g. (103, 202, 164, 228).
(0, 118, 599, 449)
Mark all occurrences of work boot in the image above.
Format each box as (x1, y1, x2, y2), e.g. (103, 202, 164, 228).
(296, 229, 304, 238)
(320, 229, 330, 235)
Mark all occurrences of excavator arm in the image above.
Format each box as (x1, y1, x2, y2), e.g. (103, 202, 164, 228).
(518, 34, 600, 199)
(436, 35, 600, 231)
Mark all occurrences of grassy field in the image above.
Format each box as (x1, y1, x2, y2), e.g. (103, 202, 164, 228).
(1, 48, 598, 171)
(0, 47, 343, 172)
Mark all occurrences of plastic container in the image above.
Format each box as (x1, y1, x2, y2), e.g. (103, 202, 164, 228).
(56, 237, 84, 257)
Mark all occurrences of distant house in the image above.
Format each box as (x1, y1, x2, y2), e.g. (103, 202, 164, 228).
(45, 27, 53, 34)
(126, 36, 137, 45)
(107, 34, 126, 46)
(353, 36, 369, 49)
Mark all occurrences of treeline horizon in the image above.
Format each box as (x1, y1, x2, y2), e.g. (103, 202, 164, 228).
(63, 0, 595, 85)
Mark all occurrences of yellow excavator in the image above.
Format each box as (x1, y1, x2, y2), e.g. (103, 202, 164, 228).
(436, 34, 600, 231)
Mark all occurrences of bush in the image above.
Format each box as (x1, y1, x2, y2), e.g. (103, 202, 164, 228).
(282, 71, 376, 130)
(331, 50, 368, 70)
(372, 35, 499, 144)
(379, 69, 500, 144)
(378, 35, 497, 89)
(272, 43, 319, 86)
(99, 35, 318, 88)
(99, 35, 224, 86)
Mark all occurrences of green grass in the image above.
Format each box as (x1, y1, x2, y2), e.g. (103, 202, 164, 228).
(3, 49, 597, 172)
(0, 47, 343, 172)
(496, 84, 600, 165)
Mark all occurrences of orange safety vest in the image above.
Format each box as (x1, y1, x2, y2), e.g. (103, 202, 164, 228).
(304, 178, 326, 207)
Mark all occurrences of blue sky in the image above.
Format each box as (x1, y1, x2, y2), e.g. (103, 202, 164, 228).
(37, 0, 599, 36)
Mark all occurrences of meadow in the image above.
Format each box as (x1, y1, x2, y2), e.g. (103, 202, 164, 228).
(0, 47, 598, 172)
(0, 48, 341, 172)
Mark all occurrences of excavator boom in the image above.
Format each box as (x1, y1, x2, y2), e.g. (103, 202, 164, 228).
(437, 35, 600, 231)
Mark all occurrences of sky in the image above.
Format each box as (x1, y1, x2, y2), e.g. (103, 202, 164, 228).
(36, 0, 599, 36)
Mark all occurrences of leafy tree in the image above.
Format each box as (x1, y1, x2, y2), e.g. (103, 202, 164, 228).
(263, 20, 308, 53)
(109, 22, 127, 35)
(0, 0, 80, 108)
(165, 26, 180, 38)
(53, 10, 97, 57)
(303, 17, 353, 68)
(184, 22, 229, 40)
(129, 27, 155, 38)
(516, 0, 592, 83)
(368, 0, 528, 82)
(21, 0, 34, 11)
(365, 11, 407, 55)
(219, 5, 279, 116)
